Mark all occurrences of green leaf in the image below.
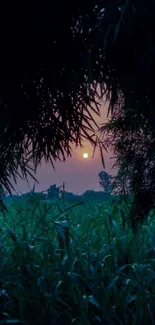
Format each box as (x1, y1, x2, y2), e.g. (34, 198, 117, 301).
(88, 295, 100, 310)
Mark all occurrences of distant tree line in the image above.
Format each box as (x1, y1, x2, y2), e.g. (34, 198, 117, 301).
(6, 172, 114, 203)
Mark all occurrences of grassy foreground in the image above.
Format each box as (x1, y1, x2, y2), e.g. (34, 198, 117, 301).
(0, 195, 155, 324)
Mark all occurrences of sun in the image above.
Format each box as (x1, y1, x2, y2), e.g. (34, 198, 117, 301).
(83, 152, 89, 159)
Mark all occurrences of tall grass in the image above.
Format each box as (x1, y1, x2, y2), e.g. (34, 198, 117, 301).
(0, 195, 155, 324)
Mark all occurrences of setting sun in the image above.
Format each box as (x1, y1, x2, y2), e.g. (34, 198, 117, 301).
(83, 153, 89, 159)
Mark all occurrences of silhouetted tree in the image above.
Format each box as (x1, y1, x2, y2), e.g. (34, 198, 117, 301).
(0, 1, 154, 233)
(47, 185, 59, 200)
(100, 99, 155, 232)
(98, 171, 112, 193)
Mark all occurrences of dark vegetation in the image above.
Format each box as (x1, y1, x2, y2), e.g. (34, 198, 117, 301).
(0, 1, 155, 324)
(98, 171, 112, 193)
(0, 1, 154, 230)
(0, 192, 155, 325)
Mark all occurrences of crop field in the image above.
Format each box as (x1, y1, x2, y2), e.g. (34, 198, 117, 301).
(0, 194, 155, 324)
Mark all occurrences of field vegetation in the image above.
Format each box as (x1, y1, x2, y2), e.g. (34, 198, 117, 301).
(0, 193, 155, 324)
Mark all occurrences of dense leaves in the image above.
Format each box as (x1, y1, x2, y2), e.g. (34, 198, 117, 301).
(100, 99, 155, 231)
(0, 2, 104, 195)
(1, 195, 155, 324)
(0, 1, 155, 229)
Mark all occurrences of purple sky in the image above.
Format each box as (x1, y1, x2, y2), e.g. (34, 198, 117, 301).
(13, 100, 115, 195)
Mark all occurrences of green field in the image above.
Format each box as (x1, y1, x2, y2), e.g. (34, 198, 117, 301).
(0, 194, 155, 324)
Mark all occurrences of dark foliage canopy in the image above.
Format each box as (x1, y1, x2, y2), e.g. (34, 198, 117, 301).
(0, 1, 155, 228)
(100, 100, 155, 231)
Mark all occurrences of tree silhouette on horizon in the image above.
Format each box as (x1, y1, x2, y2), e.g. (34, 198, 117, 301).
(98, 171, 112, 193)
